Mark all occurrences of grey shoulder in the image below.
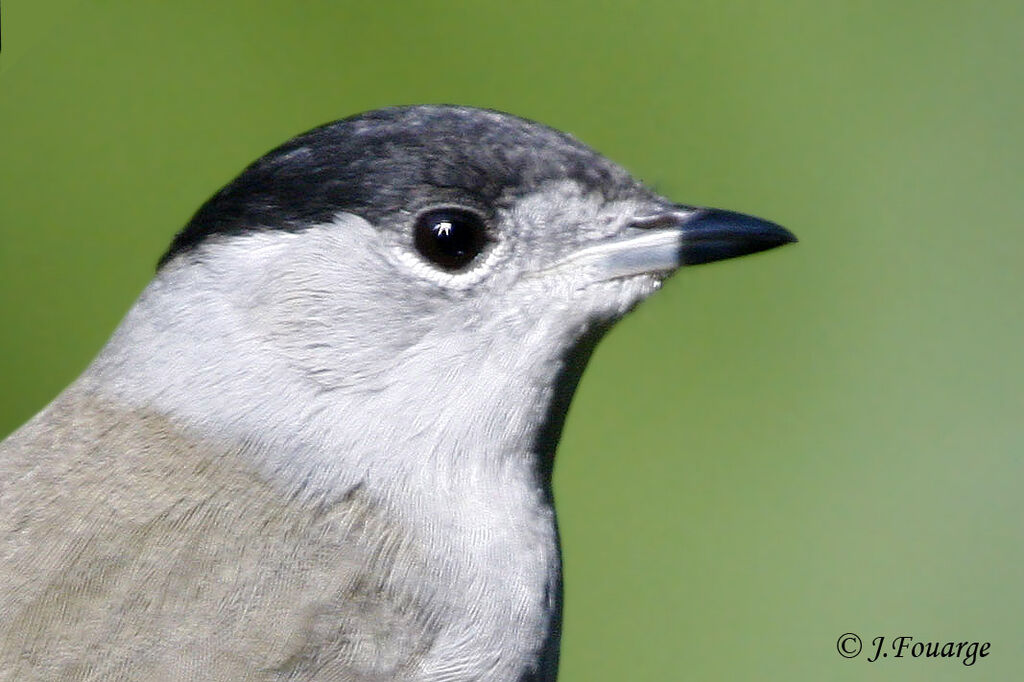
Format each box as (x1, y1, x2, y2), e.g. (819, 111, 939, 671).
(0, 389, 440, 680)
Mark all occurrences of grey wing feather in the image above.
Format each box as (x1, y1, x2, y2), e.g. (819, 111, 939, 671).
(0, 389, 436, 681)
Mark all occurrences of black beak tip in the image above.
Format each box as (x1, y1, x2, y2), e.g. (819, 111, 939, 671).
(679, 208, 797, 266)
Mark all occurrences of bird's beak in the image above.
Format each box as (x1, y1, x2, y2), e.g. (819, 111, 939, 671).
(659, 207, 797, 266)
(547, 207, 796, 282)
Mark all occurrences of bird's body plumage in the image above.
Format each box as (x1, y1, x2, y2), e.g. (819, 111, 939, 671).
(1, 388, 422, 680)
(0, 370, 562, 681)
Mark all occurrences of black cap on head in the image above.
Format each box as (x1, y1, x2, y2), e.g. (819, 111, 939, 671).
(158, 106, 645, 268)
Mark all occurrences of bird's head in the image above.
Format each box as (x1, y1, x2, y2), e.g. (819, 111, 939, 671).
(152, 106, 793, 398)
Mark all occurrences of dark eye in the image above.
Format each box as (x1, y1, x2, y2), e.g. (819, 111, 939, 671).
(413, 208, 490, 271)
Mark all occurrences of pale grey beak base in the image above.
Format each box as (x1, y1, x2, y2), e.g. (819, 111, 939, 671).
(547, 229, 684, 281)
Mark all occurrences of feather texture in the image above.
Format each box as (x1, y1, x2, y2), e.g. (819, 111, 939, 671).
(0, 389, 439, 680)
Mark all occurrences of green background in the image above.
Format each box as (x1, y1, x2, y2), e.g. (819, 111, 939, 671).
(2, 2, 1021, 680)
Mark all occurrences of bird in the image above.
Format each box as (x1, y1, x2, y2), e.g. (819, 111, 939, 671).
(0, 105, 794, 681)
